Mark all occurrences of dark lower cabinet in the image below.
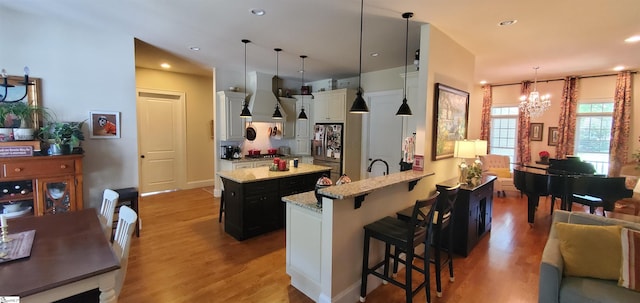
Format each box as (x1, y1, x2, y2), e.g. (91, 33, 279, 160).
(439, 175, 496, 257)
(221, 172, 325, 241)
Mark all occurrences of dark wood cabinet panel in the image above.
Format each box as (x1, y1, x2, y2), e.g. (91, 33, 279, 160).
(221, 172, 325, 241)
(439, 175, 495, 257)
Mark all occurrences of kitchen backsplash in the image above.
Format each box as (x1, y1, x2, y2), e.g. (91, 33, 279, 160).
(235, 122, 296, 156)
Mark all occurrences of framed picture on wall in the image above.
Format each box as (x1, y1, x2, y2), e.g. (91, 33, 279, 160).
(530, 123, 544, 141)
(431, 83, 469, 160)
(548, 127, 559, 146)
(89, 111, 120, 139)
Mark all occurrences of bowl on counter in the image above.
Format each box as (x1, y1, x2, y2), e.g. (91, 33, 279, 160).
(267, 148, 278, 155)
(248, 149, 261, 156)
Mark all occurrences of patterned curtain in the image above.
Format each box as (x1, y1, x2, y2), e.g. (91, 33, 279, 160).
(555, 77, 578, 159)
(608, 71, 633, 176)
(517, 81, 531, 164)
(480, 84, 492, 151)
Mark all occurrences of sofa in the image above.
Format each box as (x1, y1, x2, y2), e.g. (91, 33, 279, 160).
(479, 154, 518, 197)
(539, 210, 640, 303)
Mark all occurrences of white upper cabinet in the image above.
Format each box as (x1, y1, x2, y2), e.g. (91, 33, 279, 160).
(313, 89, 353, 122)
(217, 91, 246, 141)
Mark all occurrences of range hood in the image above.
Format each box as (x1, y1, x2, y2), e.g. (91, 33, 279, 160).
(247, 71, 287, 122)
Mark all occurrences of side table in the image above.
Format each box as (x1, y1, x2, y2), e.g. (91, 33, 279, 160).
(114, 187, 140, 237)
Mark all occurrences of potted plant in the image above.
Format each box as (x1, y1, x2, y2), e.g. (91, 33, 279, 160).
(38, 121, 85, 155)
(0, 102, 51, 140)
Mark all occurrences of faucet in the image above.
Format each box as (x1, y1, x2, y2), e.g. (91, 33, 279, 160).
(367, 158, 389, 176)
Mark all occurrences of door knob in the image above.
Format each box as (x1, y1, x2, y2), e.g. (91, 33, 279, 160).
(140, 155, 145, 158)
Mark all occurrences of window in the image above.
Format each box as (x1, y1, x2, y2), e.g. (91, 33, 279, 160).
(489, 107, 518, 164)
(574, 102, 613, 174)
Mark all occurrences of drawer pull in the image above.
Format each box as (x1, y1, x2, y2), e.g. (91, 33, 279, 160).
(14, 168, 22, 172)
(60, 165, 67, 169)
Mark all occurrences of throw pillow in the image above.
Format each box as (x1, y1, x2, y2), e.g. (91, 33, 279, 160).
(619, 228, 640, 291)
(487, 167, 511, 178)
(555, 222, 622, 280)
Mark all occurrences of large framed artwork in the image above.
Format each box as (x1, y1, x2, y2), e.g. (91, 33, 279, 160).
(432, 83, 469, 160)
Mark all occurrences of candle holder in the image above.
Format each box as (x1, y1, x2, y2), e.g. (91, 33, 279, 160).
(1, 226, 13, 243)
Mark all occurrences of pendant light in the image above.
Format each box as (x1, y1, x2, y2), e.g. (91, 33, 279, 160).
(396, 12, 413, 116)
(240, 39, 252, 118)
(272, 48, 283, 120)
(349, 0, 369, 114)
(298, 55, 308, 120)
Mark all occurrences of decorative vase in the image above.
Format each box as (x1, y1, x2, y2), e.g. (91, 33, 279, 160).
(540, 156, 549, 163)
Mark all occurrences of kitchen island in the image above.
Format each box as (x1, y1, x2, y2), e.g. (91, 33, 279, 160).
(217, 163, 331, 240)
(282, 170, 435, 303)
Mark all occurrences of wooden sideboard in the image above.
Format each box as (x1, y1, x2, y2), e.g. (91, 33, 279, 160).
(438, 175, 496, 257)
(0, 154, 83, 217)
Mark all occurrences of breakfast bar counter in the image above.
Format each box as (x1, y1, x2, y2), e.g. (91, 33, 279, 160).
(281, 169, 435, 303)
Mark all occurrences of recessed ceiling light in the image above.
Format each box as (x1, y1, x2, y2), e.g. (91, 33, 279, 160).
(498, 20, 517, 26)
(251, 8, 265, 16)
(624, 35, 640, 43)
(160, 63, 171, 69)
(480, 80, 487, 85)
(369, 52, 379, 57)
(613, 65, 625, 71)
(189, 46, 200, 51)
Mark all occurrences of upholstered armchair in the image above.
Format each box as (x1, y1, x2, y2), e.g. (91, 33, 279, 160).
(480, 154, 518, 197)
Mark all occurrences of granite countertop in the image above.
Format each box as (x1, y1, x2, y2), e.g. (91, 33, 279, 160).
(217, 163, 331, 183)
(221, 155, 311, 163)
(281, 191, 322, 213)
(282, 170, 435, 212)
(318, 170, 434, 200)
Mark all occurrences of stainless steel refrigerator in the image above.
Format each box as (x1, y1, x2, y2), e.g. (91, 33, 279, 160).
(312, 123, 343, 182)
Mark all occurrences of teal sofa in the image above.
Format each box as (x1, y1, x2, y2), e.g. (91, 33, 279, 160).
(539, 210, 640, 303)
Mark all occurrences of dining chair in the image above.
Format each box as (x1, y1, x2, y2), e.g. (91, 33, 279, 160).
(113, 205, 138, 297)
(360, 192, 440, 303)
(99, 189, 119, 240)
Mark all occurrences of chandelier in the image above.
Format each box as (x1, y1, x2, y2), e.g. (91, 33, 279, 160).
(519, 67, 551, 117)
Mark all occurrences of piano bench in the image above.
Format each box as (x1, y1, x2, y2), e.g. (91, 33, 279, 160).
(572, 194, 603, 215)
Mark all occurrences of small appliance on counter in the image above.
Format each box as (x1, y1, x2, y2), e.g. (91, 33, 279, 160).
(220, 145, 240, 159)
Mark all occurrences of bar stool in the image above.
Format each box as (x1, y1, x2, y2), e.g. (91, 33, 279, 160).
(114, 187, 140, 237)
(396, 184, 460, 298)
(360, 192, 439, 303)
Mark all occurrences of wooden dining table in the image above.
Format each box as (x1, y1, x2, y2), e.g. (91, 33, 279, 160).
(0, 208, 121, 303)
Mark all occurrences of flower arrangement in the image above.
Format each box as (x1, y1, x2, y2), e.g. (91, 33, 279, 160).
(539, 151, 550, 158)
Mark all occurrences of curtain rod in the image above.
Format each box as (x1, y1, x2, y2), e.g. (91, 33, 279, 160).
(489, 71, 637, 88)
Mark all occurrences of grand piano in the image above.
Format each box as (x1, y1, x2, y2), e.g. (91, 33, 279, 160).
(514, 157, 633, 224)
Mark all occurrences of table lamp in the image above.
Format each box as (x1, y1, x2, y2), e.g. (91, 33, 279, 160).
(454, 140, 477, 184)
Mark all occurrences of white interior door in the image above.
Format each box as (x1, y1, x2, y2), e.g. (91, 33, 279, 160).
(365, 90, 404, 177)
(137, 89, 186, 194)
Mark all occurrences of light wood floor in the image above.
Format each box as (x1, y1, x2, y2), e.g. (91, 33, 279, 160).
(117, 188, 576, 303)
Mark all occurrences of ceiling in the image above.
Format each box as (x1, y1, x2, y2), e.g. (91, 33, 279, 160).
(3, 0, 639, 85)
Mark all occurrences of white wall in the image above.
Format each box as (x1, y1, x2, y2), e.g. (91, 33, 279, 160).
(1, 7, 138, 208)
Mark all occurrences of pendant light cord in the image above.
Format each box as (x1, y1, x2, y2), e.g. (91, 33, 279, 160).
(357, 0, 363, 94)
(403, 14, 409, 99)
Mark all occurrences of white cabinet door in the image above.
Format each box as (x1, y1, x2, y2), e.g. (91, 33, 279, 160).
(312, 89, 349, 122)
(313, 92, 330, 122)
(233, 162, 254, 169)
(327, 90, 346, 122)
(295, 96, 312, 138)
(217, 91, 246, 141)
(295, 139, 311, 155)
(253, 160, 273, 168)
